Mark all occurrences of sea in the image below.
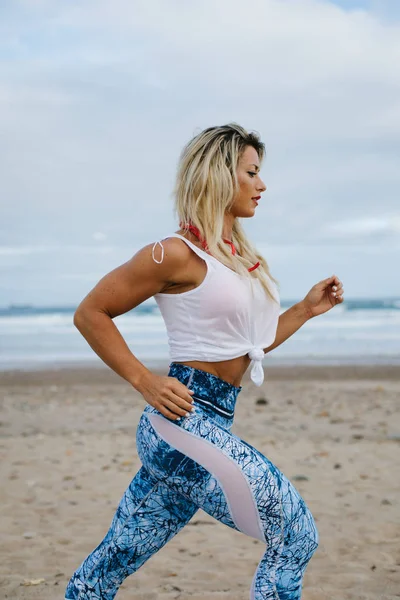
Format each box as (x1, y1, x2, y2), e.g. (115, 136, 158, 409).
(0, 298, 399, 371)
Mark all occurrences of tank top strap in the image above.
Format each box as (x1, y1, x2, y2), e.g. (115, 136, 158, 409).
(161, 233, 212, 263)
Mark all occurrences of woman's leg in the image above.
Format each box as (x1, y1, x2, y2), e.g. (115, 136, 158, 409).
(272, 475, 320, 599)
(250, 473, 320, 599)
(139, 409, 319, 600)
(65, 464, 199, 600)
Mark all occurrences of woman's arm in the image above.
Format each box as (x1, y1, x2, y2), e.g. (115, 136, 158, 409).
(263, 301, 310, 354)
(73, 241, 175, 389)
(72, 238, 196, 421)
(263, 274, 344, 354)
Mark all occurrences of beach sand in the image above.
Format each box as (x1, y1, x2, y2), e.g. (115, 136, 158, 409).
(0, 363, 399, 599)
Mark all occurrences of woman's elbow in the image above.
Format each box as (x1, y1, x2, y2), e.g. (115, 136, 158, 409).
(73, 307, 86, 329)
(73, 303, 95, 328)
(73, 304, 108, 329)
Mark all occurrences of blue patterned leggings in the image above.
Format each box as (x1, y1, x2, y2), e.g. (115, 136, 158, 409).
(65, 363, 319, 600)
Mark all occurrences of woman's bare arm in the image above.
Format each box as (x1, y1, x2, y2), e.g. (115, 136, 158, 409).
(73, 238, 195, 419)
(263, 302, 310, 354)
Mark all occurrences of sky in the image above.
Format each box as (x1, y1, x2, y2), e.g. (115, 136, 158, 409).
(1, 0, 399, 306)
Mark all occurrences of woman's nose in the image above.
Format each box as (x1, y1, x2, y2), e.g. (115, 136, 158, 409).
(258, 180, 267, 193)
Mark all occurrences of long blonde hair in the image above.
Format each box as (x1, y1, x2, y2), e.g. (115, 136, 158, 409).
(173, 122, 279, 303)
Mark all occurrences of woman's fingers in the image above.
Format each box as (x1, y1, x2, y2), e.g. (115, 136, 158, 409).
(157, 397, 195, 421)
(164, 397, 195, 417)
(156, 403, 183, 421)
(170, 378, 195, 403)
(331, 280, 344, 299)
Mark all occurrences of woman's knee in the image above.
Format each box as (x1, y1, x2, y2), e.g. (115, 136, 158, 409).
(299, 501, 319, 558)
(282, 492, 319, 557)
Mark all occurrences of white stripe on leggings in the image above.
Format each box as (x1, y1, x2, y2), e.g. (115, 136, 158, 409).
(147, 413, 266, 543)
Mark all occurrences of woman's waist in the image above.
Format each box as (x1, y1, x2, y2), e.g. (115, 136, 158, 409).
(172, 355, 251, 388)
(168, 362, 242, 417)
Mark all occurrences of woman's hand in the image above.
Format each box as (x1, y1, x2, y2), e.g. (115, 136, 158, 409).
(301, 274, 344, 319)
(135, 372, 196, 421)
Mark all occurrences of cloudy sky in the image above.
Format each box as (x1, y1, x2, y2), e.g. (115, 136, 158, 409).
(1, 0, 399, 307)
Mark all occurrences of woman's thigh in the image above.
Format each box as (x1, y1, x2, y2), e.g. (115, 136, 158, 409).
(136, 406, 310, 548)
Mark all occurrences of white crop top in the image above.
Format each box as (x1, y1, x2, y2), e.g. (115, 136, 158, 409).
(152, 234, 280, 386)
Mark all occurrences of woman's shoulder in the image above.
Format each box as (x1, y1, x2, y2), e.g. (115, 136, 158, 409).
(149, 233, 196, 266)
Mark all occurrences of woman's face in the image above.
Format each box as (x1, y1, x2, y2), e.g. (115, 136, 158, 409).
(229, 145, 266, 218)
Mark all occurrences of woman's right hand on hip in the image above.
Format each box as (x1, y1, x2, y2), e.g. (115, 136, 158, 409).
(136, 373, 195, 421)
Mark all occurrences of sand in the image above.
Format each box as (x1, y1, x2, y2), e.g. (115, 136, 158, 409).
(0, 363, 399, 600)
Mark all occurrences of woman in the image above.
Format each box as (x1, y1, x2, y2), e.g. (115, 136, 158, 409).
(65, 123, 344, 600)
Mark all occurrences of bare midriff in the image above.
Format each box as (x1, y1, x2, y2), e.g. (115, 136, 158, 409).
(173, 356, 252, 388)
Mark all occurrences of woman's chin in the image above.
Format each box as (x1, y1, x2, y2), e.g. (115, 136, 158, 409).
(231, 206, 256, 218)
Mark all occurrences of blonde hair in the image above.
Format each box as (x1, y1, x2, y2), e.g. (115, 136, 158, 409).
(173, 122, 279, 303)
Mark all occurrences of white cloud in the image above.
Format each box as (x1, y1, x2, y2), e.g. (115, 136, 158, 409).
(323, 214, 400, 237)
